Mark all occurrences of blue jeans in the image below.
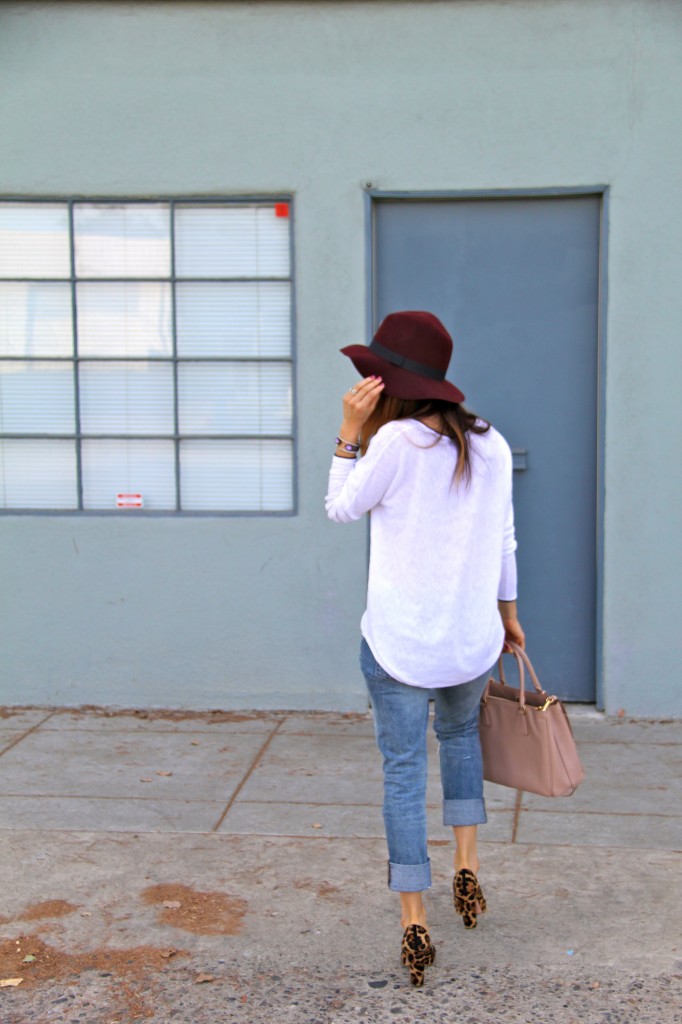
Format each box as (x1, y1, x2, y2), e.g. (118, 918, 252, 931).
(360, 638, 490, 893)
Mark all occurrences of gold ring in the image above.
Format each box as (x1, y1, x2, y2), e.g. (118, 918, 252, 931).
(349, 387, 359, 394)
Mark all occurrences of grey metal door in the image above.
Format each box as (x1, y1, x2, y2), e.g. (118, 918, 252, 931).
(372, 195, 601, 702)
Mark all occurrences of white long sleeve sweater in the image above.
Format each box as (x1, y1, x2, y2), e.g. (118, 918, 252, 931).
(326, 419, 518, 688)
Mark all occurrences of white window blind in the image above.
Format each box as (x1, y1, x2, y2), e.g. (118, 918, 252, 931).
(0, 439, 77, 509)
(0, 361, 75, 434)
(0, 283, 73, 357)
(178, 362, 292, 436)
(180, 439, 293, 512)
(174, 206, 290, 278)
(79, 362, 175, 435)
(77, 282, 173, 358)
(0, 204, 70, 279)
(81, 440, 176, 511)
(176, 281, 290, 358)
(0, 200, 294, 513)
(73, 204, 171, 279)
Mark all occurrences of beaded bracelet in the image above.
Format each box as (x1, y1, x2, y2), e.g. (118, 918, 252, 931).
(335, 436, 360, 453)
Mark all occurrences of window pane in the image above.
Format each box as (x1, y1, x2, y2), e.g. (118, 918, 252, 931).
(0, 361, 75, 433)
(82, 439, 176, 510)
(79, 362, 174, 435)
(0, 203, 70, 279)
(178, 362, 291, 435)
(176, 281, 290, 357)
(77, 282, 172, 357)
(74, 203, 170, 278)
(180, 439, 293, 511)
(255, 206, 291, 277)
(175, 205, 290, 278)
(0, 282, 73, 357)
(0, 439, 77, 509)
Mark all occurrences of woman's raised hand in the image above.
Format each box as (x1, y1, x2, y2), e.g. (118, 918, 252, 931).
(340, 376, 385, 438)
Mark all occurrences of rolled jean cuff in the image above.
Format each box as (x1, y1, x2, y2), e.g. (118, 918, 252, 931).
(442, 798, 487, 827)
(387, 858, 432, 893)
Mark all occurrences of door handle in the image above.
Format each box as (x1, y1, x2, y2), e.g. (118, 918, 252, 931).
(512, 448, 528, 472)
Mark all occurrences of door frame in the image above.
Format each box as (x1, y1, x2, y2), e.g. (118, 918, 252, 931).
(364, 186, 609, 708)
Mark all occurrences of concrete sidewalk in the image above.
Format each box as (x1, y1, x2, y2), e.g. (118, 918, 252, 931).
(0, 706, 680, 1024)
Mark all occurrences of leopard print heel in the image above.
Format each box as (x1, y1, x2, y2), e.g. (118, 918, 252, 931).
(453, 868, 487, 929)
(400, 924, 436, 987)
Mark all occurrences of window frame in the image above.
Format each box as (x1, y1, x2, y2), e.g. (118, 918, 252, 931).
(0, 195, 298, 517)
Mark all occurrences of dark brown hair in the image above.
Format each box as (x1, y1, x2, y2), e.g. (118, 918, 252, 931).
(361, 396, 491, 485)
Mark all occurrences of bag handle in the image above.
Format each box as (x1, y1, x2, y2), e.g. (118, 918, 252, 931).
(497, 642, 548, 709)
(482, 643, 525, 708)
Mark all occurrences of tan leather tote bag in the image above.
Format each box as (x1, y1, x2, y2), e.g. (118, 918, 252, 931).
(479, 642, 585, 797)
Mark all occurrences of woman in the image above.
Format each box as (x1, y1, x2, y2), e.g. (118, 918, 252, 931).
(325, 311, 525, 987)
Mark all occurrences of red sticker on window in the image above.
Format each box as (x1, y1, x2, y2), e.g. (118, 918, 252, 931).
(117, 493, 143, 508)
(274, 203, 289, 218)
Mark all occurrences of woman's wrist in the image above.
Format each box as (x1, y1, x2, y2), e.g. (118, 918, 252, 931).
(338, 421, 362, 443)
(334, 422, 362, 460)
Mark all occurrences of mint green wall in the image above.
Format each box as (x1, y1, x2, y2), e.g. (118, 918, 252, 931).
(1, 1, 680, 715)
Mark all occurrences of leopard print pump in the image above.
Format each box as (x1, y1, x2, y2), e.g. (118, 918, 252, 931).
(453, 868, 487, 929)
(400, 923, 436, 987)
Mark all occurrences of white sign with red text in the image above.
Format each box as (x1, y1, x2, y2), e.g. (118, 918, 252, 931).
(116, 494, 144, 509)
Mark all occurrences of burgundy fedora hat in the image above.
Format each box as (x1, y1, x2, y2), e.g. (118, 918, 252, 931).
(341, 311, 465, 403)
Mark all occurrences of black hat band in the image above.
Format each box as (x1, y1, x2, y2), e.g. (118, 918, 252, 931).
(368, 339, 446, 381)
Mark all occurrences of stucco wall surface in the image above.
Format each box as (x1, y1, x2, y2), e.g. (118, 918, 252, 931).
(0, 0, 680, 714)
